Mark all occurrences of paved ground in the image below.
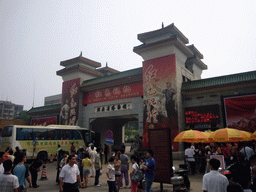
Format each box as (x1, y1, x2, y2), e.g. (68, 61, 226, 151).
(26, 160, 203, 192)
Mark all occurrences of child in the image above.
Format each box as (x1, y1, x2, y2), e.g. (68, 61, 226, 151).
(106, 157, 117, 192)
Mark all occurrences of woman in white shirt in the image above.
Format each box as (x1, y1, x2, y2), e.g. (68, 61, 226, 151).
(130, 155, 140, 192)
(106, 157, 117, 192)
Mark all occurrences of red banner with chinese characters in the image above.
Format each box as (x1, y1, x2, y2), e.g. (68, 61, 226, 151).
(60, 78, 80, 126)
(224, 94, 256, 132)
(83, 81, 143, 104)
(143, 54, 178, 151)
(31, 116, 57, 126)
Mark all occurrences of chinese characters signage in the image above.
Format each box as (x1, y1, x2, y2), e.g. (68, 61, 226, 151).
(224, 94, 256, 132)
(31, 116, 57, 126)
(83, 82, 143, 104)
(185, 105, 220, 125)
(60, 78, 80, 125)
(143, 54, 178, 151)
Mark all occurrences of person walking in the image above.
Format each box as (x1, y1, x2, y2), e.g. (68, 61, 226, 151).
(202, 158, 229, 192)
(94, 148, 102, 187)
(185, 143, 196, 174)
(106, 157, 118, 192)
(142, 149, 155, 192)
(130, 155, 140, 192)
(81, 152, 91, 188)
(89, 145, 96, 177)
(59, 155, 82, 192)
(114, 153, 121, 191)
(120, 149, 129, 188)
(0, 160, 19, 192)
(13, 153, 32, 191)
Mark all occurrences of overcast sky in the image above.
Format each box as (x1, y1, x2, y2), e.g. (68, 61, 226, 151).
(1, 1, 256, 110)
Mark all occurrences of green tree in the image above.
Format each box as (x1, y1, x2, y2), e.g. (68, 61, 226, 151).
(14, 110, 31, 121)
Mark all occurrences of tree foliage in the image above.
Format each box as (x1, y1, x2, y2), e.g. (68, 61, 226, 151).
(14, 110, 31, 121)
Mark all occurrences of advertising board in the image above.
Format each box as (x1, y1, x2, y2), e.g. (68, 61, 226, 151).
(60, 78, 80, 125)
(224, 94, 256, 132)
(143, 54, 178, 151)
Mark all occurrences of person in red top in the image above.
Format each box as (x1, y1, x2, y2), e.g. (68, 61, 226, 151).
(221, 143, 231, 167)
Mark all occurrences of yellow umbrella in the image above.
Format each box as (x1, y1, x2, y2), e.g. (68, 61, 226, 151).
(208, 128, 244, 142)
(174, 129, 208, 143)
(201, 131, 212, 143)
(251, 131, 256, 140)
(237, 130, 252, 141)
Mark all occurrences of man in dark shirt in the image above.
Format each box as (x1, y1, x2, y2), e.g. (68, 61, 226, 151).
(29, 159, 47, 188)
(142, 149, 155, 192)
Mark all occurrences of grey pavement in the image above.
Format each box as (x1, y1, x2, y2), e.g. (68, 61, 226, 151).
(26, 160, 203, 192)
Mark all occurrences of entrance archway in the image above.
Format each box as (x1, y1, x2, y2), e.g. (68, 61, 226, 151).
(89, 115, 138, 148)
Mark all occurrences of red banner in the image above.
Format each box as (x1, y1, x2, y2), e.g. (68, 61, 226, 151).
(143, 54, 178, 151)
(224, 94, 256, 132)
(31, 116, 57, 126)
(83, 81, 143, 104)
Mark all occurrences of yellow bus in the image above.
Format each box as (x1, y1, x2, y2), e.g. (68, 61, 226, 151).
(0, 125, 92, 160)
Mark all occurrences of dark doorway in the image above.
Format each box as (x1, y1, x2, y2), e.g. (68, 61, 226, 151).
(90, 115, 138, 148)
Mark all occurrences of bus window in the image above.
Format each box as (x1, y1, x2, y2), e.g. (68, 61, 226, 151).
(48, 130, 55, 140)
(16, 128, 33, 140)
(2, 126, 13, 137)
(54, 129, 61, 140)
(33, 129, 48, 140)
(73, 130, 82, 140)
(61, 129, 69, 140)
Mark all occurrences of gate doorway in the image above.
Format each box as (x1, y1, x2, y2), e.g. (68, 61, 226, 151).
(89, 115, 138, 149)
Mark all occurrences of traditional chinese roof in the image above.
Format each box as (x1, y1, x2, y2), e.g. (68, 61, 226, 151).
(60, 54, 101, 68)
(56, 64, 104, 77)
(81, 67, 142, 92)
(27, 104, 61, 115)
(134, 36, 194, 58)
(182, 70, 256, 91)
(137, 23, 189, 44)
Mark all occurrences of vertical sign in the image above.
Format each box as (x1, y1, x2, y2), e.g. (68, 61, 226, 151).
(60, 78, 80, 125)
(149, 128, 172, 183)
(143, 55, 178, 150)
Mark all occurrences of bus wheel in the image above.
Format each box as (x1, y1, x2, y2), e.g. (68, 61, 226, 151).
(37, 151, 48, 161)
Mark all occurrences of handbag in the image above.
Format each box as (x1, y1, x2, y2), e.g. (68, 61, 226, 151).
(131, 164, 144, 182)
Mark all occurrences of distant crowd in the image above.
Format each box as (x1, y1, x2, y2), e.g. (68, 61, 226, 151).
(185, 141, 256, 191)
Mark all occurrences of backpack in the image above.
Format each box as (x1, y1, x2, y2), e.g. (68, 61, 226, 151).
(131, 164, 144, 182)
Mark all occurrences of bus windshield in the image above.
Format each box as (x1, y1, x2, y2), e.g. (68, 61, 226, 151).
(1, 126, 13, 137)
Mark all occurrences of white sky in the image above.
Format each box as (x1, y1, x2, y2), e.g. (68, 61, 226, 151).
(1, 1, 256, 110)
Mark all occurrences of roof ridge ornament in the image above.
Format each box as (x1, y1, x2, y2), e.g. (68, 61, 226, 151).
(162, 22, 164, 29)
(79, 51, 82, 57)
(106, 62, 108, 67)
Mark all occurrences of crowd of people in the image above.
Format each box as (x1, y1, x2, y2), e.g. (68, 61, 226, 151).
(0, 143, 156, 192)
(55, 143, 155, 192)
(0, 146, 46, 192)
(185, 141, 256, 192)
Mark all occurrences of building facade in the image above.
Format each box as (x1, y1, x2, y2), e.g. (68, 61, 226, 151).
(28, 24, 256, 159)
(0, 100, 23, 119)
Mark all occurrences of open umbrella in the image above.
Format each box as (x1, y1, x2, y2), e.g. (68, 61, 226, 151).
(174, 129, 208, 143)
(201, 131, 212, 143)
(208, 128, 244, 142)
(237, 130, 252, 141)
(251, 131, 256, 140)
